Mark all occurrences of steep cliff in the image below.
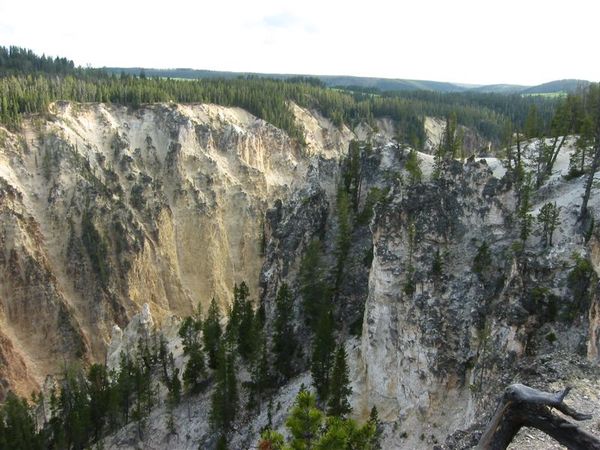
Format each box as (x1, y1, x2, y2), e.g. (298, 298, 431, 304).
(0, 101, 381, 398)
(355, 141, 600, 448)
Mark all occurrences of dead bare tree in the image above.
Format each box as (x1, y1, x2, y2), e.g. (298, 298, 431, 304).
(477, 384, 600, 450)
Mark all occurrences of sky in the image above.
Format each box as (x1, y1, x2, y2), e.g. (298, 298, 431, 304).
(0, 0, 598, 86)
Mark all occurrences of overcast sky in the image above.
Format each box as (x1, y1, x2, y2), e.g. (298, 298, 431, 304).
(0, 0, 597, 86)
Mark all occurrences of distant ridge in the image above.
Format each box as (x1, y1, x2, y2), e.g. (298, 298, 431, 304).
(521, 79, 590, 94)
(103, 67, 592, 95)
(469, 84, 528, 94)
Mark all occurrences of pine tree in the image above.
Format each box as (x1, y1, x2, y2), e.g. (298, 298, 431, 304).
(178, 313, 208, 394)
(215, 434, 229, 450)
(203, 298, 222, 370)
(182, 347, 207, 394)
(542, 95, 580, 178)
(237, 289, 258, 361)
(284, 390, 324, 449)
(537, 202, 561, 247)
(0, 392, 43, 450)
(368, 406, 383, 450)
(162, 350, 179, 403)
(518, 175, 534, 243)
(568, 117, 592, 178)
(258, 390, 377, 450)
(156, 333, 170, 382)
(131, 356, 154, 438)
(210, 341, 238, 434)
(116, 353, 134, 424)
(525, 104, 539, 138)
(227, 283, 246, 337)
(405, 148, 422, 185)
(403, 266, 417, 297)
(433, 113, 462, 178)
(248, 340, 274, 409)
(48, 386, 66, 448)
(473, 241, 492, 276)
(579, 83, 600, 221)
(87, 363, 110, 441)
(57, 367, 93, 449)
(179, 316, 201, 354)
(300, 240, 329, 329)
(335, 189, 352, 286)
(167, 366, 181, 407)
(311, 309, 335, 402)
(502, 121, 514, 171)
(326, 345, 352, 417)
(272, 283, 298, 380)
(534, 138, 551, 188)
(342, 140, 362, 211)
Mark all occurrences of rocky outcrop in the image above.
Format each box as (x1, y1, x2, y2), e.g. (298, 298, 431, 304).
(586, 233, 600, 361)
(106, 303, 154, 371)
(355, 147, 600, 448)
(355, 160, 512, 447)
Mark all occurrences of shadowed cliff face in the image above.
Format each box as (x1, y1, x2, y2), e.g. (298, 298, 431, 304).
(355, 160, 514, 447)
(0, 101, 364, 398)
(354, 150, 600, 449)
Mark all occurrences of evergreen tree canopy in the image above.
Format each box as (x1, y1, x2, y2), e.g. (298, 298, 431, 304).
(178, 315, 207, 394)
(0, 46, 562, 151)
(258, 390, 377, 450)
(272, 283, 299, 379)
(203, 298, 223, 370)
(210, 341, 239, 434)
(405, 148, 423, 185)
(0, 392, 42, 450)
(299, 240, 329, 328)
(537, 202, 561, 247)
(327, 345, 352, 417)
(311, 309, 336, 402)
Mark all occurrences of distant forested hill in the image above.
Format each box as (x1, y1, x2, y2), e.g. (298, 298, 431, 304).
(0, 46, 563, 149)
(521, 79, 590, 94)
(104, 67, 591, 95)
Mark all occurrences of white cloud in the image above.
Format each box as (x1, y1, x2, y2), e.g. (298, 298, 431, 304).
(0, 0, 598, 85)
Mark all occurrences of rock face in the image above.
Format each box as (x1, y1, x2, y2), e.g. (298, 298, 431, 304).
(356, 160, 512, 446)
(0, 101, 369, 398)
(106, 303, 154, 371)
(355, 146, 600, 448)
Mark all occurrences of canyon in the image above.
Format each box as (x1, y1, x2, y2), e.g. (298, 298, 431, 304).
(0, 101, 599, 449)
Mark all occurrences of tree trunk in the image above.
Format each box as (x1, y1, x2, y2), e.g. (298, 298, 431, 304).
(579, 141, 600, 221)
(516, 132, 522, 167)
(477, 384, 599, 450)
(546, 134, 568, 176)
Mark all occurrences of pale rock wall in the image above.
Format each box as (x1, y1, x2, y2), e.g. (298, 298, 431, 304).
(0, 101, 358, 397)
(355, 142, 600, 448)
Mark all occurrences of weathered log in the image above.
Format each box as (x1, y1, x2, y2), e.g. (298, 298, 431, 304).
(477, 383, 600, 450)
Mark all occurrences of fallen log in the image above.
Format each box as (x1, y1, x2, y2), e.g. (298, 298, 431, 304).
(477, 383, 600, 450)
